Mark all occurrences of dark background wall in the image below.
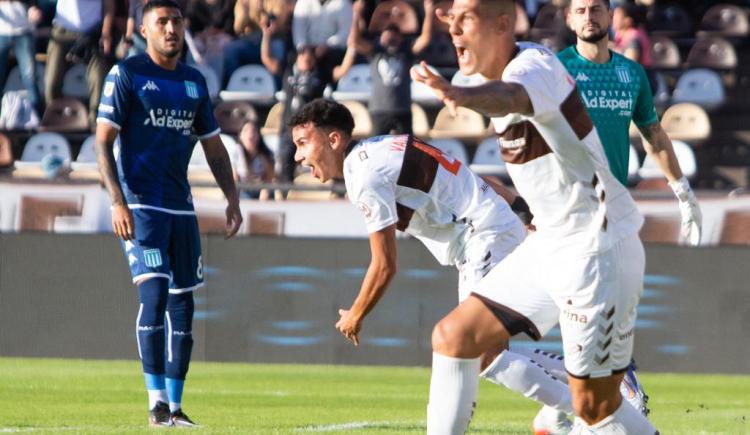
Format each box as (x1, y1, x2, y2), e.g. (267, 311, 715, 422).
(1, 234, 748, 373)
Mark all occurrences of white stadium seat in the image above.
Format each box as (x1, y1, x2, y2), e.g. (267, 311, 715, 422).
(219, 65, 276, 104)
(470, 136, 507, 176)
(671, 68, 725, 111)
(331, 64, 372, 102)
(410, 63, 442, 105)
(62, 64, 88, 99)
(15, 132, 72, 170)
(638, 140, 697, 179)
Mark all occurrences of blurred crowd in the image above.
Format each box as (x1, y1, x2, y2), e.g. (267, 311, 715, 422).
(1, 0, 749, 195)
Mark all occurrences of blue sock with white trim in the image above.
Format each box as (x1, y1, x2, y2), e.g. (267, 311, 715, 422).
(165, 292, 194, 410)
(137, 278, 169, 409)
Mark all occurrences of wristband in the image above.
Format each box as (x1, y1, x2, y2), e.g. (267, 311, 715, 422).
(510, 196, 533, 226)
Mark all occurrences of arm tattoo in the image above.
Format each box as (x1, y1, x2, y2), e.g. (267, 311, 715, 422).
(95, 141, 126, 206)
(462, 82, 531, 118)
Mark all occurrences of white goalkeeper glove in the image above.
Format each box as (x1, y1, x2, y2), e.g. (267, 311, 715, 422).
(669, 176, 702, 246)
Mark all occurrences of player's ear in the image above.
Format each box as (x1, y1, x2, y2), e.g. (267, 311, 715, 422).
(496, 12, 512, 34)
(140, 23, 146, 39)
(328, 130, 342, 150)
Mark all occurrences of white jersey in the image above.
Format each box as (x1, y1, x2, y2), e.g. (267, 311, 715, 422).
(491, 42, 643, 253)
(344, 134, 520, 265)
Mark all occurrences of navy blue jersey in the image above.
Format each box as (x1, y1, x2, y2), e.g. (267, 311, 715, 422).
(97, 54, 220, 212)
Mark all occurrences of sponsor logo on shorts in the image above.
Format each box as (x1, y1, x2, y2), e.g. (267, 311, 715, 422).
(563, 309, 588, 324)
(143, 249, 163, 268)
(357, 202, 372, 219)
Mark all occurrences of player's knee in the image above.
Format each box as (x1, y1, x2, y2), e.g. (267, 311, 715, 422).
(431, 318, 476, 357)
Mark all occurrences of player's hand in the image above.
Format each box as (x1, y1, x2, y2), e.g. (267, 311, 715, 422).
(669, 177, 702, 246)
(678, 195, 702, 246)
(410, 61, 464, 116)
(336, 309, 362, 346)
(224, 200, 243, 239)
(111, 204, 135, 241)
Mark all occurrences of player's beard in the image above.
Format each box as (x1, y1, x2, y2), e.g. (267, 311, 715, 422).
(579, 27, 609, 43)
(159, 44, 182, 58)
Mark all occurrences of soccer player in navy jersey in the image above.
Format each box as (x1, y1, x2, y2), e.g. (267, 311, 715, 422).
(94, 0, 242, 427)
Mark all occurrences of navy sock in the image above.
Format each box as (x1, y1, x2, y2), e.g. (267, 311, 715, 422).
(137, 278, 169, 376)
(165, 292, 194, 383)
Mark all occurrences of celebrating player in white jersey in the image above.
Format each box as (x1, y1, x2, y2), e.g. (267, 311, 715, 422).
(289, 98, 593, 432)
(411, 0, 658, 433)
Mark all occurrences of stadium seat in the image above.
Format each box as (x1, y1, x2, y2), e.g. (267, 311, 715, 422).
(0, 131, 12, 168)
(340, 101, 373, 139)
(638, 140, 697, 180)
(649, 36, 681, 70)
(451, 70, 486, 87)
(660, 103, 711, 144)
(3, 61, 44, 96)
(62, 64, 87, 99)
(671, 68, 725, 111)
(697, 4, 749, 40)
(40, 97, 89, 133)
(367, 0, 418, 34)
(214, 101, 258, 134)
(647, 5, 693, 38)
(428, 138, 469, 164)
(191, 62, 221, 100)
(68, 134, 102, 179)
(685, 37, 737, 71)
(331, 64, 372, 102)
(74, 135, 97, 164)
(219, 65, 276, 104)
(639, 215, 681, 244)
(411, 63, 443, 105)
(15, 132, 71, 170)
(261, 101, 284, 137)
(428, 106, 486, 143)
(719, 210, 750, 245)
(411, 103, 430, 138)
(264, 132, 281, 156)
(470, 136, 508, 177)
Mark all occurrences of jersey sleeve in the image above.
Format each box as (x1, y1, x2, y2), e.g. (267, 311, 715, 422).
(503, 48, 575, 118)
(345, 166, 398, 234)
(97, 64, 131, 130)
(632, 65, 658, 128)
(192, 74, 220, 140)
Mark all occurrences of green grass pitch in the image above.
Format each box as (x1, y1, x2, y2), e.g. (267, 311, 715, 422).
(0, 358, 747, 434)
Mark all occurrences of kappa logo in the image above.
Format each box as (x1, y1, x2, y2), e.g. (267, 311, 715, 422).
(575, 72, 590, 82)
(141, 80, 160, 92)
(143, 248, 163, 268)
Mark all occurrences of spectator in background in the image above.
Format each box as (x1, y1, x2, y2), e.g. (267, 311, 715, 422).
(44, 0, 115, 129)
(0, 0, 43, 111)
(236, 119, 275, 200)
(612, 2, 651, 66)
(222, 0, 290, 86)
(185, 0, 234, 78)
(123, 0, 148, 58)
(292, 0, 352, 85)
(277, 46, 325, 195)
(335, 0, 435, 136)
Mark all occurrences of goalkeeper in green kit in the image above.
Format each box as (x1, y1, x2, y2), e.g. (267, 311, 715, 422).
(559, 0, 702, 246)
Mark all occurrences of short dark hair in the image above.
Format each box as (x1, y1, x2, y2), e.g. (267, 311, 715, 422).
(288, 99, 355, 138)
(143, 0, 183, 16)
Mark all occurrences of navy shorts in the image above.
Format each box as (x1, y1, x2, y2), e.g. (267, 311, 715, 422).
(121, 207, 203, 293)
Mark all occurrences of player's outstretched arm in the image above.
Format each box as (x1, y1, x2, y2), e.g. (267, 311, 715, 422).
(336, 224, 398, 346)
(200, 134, 243, 239)
(410, 61, 532, 117)
(638, 122, 702, 246)
(95, 122, 135, 241)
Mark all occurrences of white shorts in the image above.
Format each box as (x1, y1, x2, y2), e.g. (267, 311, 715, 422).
(456, 221, 526, 303)
(472, 232, 645, 378)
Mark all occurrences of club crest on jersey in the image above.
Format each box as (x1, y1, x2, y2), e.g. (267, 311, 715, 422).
(615, 66, 631, 84)
(185, 81, 199, 99)
(143, 249, 163, 268)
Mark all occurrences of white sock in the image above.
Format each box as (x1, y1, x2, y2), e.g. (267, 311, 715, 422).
(147, 389, 168, 410)
(426, 352, 480, 435)
(169, 402, 181, 413)
(570, 400, 657, 435)
(508, 345, 568, 383)
(480, 350, 574, 415)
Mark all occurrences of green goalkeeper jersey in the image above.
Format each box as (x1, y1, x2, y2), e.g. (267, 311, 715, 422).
(558, 46, 659, 185)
